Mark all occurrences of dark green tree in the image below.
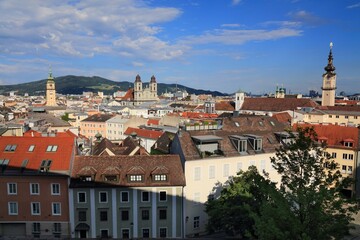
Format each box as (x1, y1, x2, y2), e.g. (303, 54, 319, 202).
(253, 126, 358, 240)
(205, 165, 277, 237)
(205, 127, 358, 239)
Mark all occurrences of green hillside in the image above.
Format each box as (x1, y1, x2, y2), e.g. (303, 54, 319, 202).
(0, 75, 228, 96)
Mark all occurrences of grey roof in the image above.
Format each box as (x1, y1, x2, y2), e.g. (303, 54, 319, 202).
(192, 135, 223, 142)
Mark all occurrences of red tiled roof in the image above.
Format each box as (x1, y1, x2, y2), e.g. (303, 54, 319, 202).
(215, 101, 235, 111)
(0, 133, 76, 172)
(179, 112, 218, 119)
(272, 112, 292, 124)
(120, 88, 134, 101)
(316, 105, 360, 112)
(335, 100, 359, 105)
(70, 155, 186, 187)
(242, 98, 318, 112)
(124, 127, 163, 140)
(294, 123, 359, 149)
(147, 118, 160, 125)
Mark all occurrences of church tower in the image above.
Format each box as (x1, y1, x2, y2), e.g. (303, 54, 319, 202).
(150, 75, 157, 98)
(321, 42, 336, 106)
(46, 68, 57, 106)
(134, 74, 142, 102)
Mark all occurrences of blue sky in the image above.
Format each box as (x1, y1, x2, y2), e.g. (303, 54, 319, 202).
(0, 0, 359, 95)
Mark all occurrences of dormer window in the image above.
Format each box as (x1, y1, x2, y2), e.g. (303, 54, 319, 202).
(229, 135, 247, 154)
(0, 159, 9, 171)
(129, 175, 143, 182)
(104, 175, 118, 182)
(245, 134, 262, 151)
(28, 145, 35, 152)
(46, 145, 58, 152)
(5, 145, 17, 152)
(39, 160, 52, 172)
(80, 176, 93, 182)
(154, 174, 167, 181)
(344, 139, 354, 147)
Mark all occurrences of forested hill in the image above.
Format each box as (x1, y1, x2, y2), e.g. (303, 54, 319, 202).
(0, 75, 228, 96)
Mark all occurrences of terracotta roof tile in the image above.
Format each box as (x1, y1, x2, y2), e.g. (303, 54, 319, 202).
(124, 127, 163, 140)
(70, 155, 186, 187)
(0, 133, 76, 173)
(175, 115, 288, 160)
(215, 101, 235, 111)
(294, 123, 359, 149)
(242, 98, 318, 112)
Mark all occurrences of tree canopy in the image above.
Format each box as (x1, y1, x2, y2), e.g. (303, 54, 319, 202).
(205, 127, 358, 239)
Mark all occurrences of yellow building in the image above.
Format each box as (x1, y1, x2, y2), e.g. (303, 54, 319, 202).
(45, 69, 57, 106)
(297, 123, 359, 197)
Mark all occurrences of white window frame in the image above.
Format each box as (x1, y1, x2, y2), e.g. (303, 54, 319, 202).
(159, 190, 167, 202)
(28, 145, 35, 152)
(100, 229, 109, 238)
(159, 227, 167, 238)
(8, 202, 18, 215)
(223, 164, 230, 177)
(142, 228, 150, 238)
(121, 191, 129, 203)
(78, 192, 87, 203)
(99, 191, 108, 203)
(7, 183, 17, 195)
(193, 216, 200, 229)
(121, 228, 130, 239)
(30, 183, 40, 195)
(52, 202, 61, 215)
(194, 167, 201, 181)
(51, 183, 60, 195)
(209, 165, 215, 179)
(31, 202, 41, 215)
(141, 191, 150, 202)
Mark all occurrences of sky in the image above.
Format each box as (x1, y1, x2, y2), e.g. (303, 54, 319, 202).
(0, 0, 359, 95)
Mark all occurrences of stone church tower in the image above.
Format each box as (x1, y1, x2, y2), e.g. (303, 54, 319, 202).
(321, 42, 336, 106)
(133, 75, 158, 105)
(46, 68, 57, 106)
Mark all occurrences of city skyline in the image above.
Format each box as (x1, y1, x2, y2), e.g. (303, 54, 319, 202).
(0, 0, 359, 95)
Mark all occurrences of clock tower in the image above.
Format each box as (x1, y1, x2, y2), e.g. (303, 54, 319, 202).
(46, 68, 57, 106)
(321, 42, 336, 106)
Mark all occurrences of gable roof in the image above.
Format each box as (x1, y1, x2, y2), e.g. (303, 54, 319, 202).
(241, 98, 318, 112)
(82, 114, 114, 122)
(0, 133, 76, 174)
(174, 115, 288, 160)
(294, 123, 359, 149)
(70, 155, 185, 187)
(124, 127, 163, 140)
(272, 112, 292, 124)
(215, 101, 235, 111)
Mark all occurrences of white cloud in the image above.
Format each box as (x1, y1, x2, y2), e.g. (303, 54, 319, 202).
(261, 21, 302, 28)
(232, 0, 242, 6)
(221, 23, 242, 28)
(0, 0, 182, 59)
(182, 28, 302, 45)
(347, 2, 360, 8)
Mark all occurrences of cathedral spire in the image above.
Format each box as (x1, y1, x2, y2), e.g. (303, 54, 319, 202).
(48, 65, 54, 80)
(324, 42, 336, 74)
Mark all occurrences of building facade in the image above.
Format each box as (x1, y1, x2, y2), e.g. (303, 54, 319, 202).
(0, 131, 76, 238)
(133, 75, 159, 105)
(170, 115, 288, 237)
(69, 155, 185, 238)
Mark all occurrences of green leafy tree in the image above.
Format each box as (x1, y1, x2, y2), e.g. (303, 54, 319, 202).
(205, 127, 358, 239)
(253, 126, 358, 240)
(205, 166, 277, 237)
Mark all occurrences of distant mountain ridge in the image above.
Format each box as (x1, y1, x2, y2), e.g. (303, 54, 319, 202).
(0, 75, 228, 96)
